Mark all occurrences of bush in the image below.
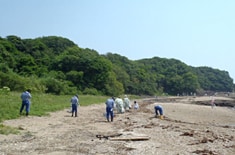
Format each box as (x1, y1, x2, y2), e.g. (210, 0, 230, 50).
(41, 77, 79, 95)
(83, 88, 101, 95)
(0, 86, 10, 95)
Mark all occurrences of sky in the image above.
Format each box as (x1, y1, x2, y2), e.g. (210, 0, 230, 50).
(1, 0, 235, 81)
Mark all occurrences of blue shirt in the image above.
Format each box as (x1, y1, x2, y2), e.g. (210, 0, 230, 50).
(21, 91, 31, 101)
(106, 98, 114, 108)
(71, 96, 79, 105)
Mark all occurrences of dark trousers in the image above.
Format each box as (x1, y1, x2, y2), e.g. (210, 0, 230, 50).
(106, 107, 114, 121)
(155, 106, 163, 115)
(71, 104, 78, 117)
(20, 100, 30, 115)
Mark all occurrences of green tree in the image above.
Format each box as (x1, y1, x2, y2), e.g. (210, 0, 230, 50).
(7, 35, 26, 51)
(15, 55, 37, 76)
(1, 35, 234, 95)
(104, 72, 124, 96)
(66, 70, 84, 90)
(0, 40, 17, 69)
(182, 72, 200, 94)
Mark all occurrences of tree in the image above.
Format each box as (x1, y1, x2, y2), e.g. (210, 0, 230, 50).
(182, 72, 200, 94)
(66, 70, 84, 90)
(1, 35, 234, 95)
(7, 35, 26, 51)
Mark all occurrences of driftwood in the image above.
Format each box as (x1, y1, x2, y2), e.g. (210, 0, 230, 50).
(96, 133, 122, 140)
(96, 133, 150, 141)
(109, 136, 150, 141)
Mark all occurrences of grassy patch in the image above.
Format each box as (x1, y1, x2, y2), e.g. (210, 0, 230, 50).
(0, 92, 108, 122)
(0, 92, 139, 135)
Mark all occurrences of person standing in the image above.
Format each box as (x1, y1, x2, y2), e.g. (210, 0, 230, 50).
(123, 95, 131, 111)
(71, 95, 79, 117)
(105, 97, 115, 122)
(115, 96, 125, 113)
(20, 89, 32, 116)
(154, 105, 164, 119)
(211, 96, 216, 109)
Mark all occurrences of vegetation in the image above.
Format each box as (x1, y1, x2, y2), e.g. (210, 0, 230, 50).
(0, 124, 19, 135)
(0, 91, 110, 134)
(0, 35, 234, 96)
(0, 35, 234, 134)
(0, 92, 108, 122)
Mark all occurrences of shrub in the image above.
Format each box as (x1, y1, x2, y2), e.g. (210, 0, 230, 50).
(83, 88, 101, 95)
(0, 86, 10, 95)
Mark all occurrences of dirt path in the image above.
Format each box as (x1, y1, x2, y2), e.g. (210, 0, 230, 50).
(0, 96, 235, 155)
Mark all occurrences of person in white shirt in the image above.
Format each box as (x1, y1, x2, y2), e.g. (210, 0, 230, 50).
(133, 101, 139, 110)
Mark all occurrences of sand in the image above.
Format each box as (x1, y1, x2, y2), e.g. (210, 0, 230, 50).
(0, 96, 234, 155)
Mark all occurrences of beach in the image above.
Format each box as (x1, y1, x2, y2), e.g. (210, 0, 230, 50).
(0, 96, 234, 155)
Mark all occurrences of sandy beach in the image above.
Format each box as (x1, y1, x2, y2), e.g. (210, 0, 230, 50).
(0, 96, 234, 155)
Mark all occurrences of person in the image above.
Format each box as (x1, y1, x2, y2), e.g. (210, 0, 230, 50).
(114, 96, 125, 113)
(211, 96, 216, 109)
(20, 89, 32, 116)
(70, 95, 79, 117)
(105, 97, 115, 122)
(112, 97, 116, 109)
(123, 95, 131, 111)
(154, 105, 163, 119)
(133, 101, 139, 110)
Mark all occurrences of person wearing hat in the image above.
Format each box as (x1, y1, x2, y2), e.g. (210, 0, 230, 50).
(123, 95, 131, 111)
(20, 89, 32, 116)
(115, 96, 125, 114)
(70, 94, 79, 117)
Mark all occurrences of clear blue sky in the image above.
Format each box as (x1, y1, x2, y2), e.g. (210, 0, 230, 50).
(1, 0, 235, 81)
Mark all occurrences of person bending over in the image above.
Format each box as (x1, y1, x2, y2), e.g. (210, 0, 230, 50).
(154, 105, 163, 119)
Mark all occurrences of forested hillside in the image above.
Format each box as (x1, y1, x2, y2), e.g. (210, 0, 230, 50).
(0, 35, 234, 96)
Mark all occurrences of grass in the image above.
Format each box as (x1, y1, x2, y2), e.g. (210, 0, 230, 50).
(0, 92, 140, 134)
(0, 92, 109, 134)
(0, 92, 109, 121)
